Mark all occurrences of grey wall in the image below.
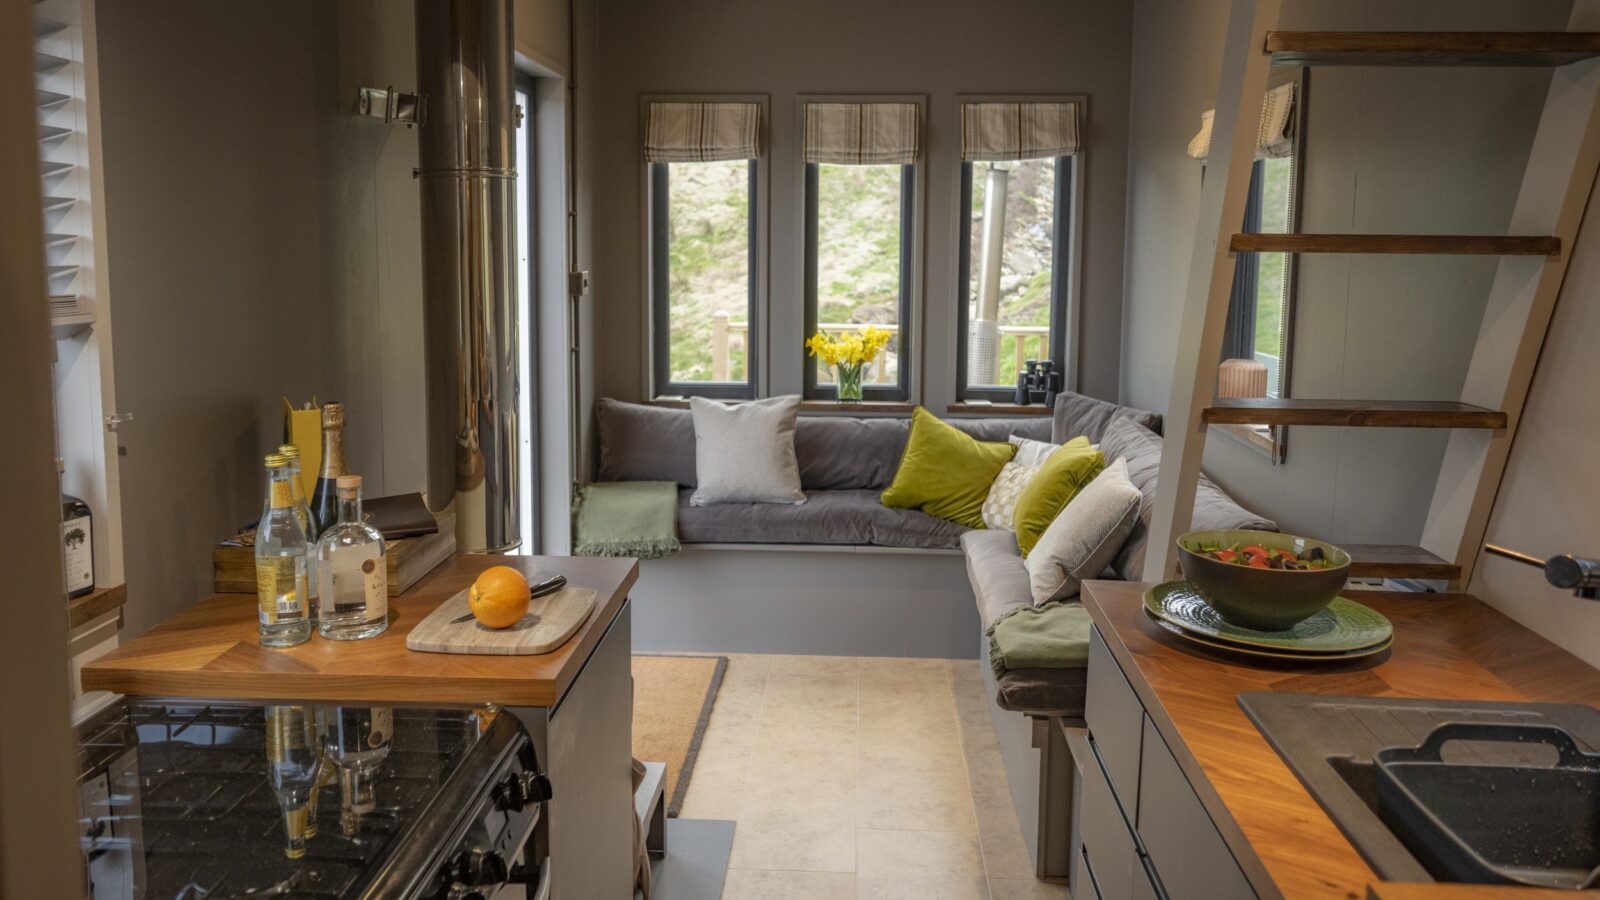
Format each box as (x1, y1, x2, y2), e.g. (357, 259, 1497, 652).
(1473, 169, 1600, 668)
(588, 0, 1134, 408)
(1121, 0, 1571, 544)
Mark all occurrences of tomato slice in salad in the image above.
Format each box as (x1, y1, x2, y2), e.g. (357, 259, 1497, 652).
(1240, 544, 1269, 560)
(1213, 549, 1239, 563)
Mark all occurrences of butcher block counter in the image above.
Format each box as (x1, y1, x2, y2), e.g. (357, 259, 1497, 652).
(82, 553, 641, 900)
(82, 554, 636, 707)
(1077, 580, 1600, 900)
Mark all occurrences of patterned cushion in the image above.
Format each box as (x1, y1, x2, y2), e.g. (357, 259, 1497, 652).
(982, 461, 1040, 530)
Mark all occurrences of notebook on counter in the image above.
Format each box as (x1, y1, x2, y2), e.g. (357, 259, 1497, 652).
(364, 493, 439, 539)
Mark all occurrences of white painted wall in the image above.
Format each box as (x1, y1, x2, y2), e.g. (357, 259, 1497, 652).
(1473, 170, 1600, 668)
(1121, 0, 1572, 544)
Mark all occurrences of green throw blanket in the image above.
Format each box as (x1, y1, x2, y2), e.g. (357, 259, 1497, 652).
(573, 481, 681, 560)
(987, 602, 1093, 679)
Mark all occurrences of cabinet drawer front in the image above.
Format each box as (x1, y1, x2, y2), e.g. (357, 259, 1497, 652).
(1137, 717, 1256, 900)
(1086, 627, 1144, 808)
(1082, 735, 1141, 900)
(1075, 844, 1104, 900)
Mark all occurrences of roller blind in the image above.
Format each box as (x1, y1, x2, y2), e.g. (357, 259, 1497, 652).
(1188, 82, 1297, 162)
(961, 101, 1079, 162)
(644, 101, 762, 163)
(803, 102, 920, 165)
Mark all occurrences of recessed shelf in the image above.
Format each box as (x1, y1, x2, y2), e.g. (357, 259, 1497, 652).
(1266, 31, 1600, 68)
(36, 51, 69, 75)
(1345, 544, 1460, 581)
(1202, 398, 1507, 429)
(36, 88, 70, 111)
(46, 264, 77, 279)
(68, 584, 126, 629)
(1230, 233, 1560, 256)
(50, 295, 94, 339)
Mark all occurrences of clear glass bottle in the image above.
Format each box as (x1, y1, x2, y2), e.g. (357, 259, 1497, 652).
(278, 444, 320, 619)
(264, 705, 319, 860)
(303, 706, 335, 838)
(257, 454, 311, 648)
(316, 474, 388, 640)
(324, 706, 392, 836)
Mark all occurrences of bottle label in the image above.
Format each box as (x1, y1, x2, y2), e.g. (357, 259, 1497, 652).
(270, 480, 293, 510)
(62, 516, 93, 593)
(362, 557, 388, 622)
(257, 556, 307, 624)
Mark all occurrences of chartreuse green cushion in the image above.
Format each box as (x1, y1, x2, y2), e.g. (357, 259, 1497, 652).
(880, 407, 1016, 528)
(1013, 436, 1104, 557)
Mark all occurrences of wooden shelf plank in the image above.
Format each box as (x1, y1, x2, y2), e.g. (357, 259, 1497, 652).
(68, 583, 126, 630)
(1345, 544, 1460, 581)
(1203, 399, 1507, 429)
(1266, 31, 1600, 68)
(1229, 233, 1559, 256)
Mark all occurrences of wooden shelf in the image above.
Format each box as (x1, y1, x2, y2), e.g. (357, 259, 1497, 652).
(946, 403, 1052, 417)
(68, 583, 126, 630)
(1345, 544, 1460, 581)
(1203, 399, 1507, 429)
(1229, 233, 1559, 256)
(1266, 31, 1600, 68)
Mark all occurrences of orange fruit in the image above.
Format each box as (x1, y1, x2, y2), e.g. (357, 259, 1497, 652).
(468, 565, 529, 628)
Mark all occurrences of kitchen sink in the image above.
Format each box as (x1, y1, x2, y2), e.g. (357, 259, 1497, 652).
(1238, 694, 1600, 888)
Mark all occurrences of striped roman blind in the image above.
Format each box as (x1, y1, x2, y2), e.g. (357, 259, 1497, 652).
(644, 102, 762, 163)
(1187, 82, 1297, 161)
(803, 102, 921, 165)
(961, 102, 1080, 162)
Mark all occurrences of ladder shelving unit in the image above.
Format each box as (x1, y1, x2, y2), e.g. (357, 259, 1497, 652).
(1144, 0, 1600, 588)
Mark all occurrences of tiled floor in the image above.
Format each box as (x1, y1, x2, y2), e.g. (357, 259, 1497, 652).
(676, 654, 1070, 900)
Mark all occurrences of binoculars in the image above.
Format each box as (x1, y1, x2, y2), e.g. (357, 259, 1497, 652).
(1014, 359, 1062, 407)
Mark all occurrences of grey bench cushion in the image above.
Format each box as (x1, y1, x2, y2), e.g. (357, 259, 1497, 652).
(1051, 391, 1162, 443)
(676, 487, 969, 550)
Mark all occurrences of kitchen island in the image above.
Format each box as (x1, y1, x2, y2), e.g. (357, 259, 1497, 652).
(1076, 580, 1600, 900)
(83, 553, 639, 900)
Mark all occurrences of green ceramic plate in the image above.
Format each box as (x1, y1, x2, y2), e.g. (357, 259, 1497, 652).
(1143, 607, 1394, 661)
(1144, 580, 1392, 653)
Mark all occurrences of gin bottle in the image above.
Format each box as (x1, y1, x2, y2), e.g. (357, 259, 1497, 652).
(325, 706, 392, 835)
(265, 705, 318, 859)
(316, 475, 388, 640)
(257, 454, 311, 648)
(278, 443, 320, 617)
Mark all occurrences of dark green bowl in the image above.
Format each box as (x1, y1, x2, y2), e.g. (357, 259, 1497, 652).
(1176, 530, 1351, 632)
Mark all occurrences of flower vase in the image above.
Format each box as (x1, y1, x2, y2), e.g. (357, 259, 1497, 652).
(835, 362, 864, 402)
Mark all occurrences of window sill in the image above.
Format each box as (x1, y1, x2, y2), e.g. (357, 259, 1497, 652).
(650, 397, 914, 416)
(946, 402, 1052, 417)
(1214, 421, 1279, 458)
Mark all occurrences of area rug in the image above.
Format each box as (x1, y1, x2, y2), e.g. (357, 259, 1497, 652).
(631, 654, 727, 817)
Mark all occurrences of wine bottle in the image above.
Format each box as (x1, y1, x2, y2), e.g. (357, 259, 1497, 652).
(61, 488, 94, 600)
(257, 454, 311, 648)
(310, 402, 345, 537)
(316, 475, 389, 641)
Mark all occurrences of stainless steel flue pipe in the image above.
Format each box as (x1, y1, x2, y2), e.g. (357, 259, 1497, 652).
(415, 0, 519, 552)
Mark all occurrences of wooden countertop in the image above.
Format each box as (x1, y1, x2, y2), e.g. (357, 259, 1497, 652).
(81, 554, 638, 708)
(1081, 581, 1600, 900)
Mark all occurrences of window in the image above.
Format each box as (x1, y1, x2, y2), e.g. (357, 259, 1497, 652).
(1224, 156, 1295, 398)
(804, 162, 914, 399)
(958, 156, 1071, 399)
(515, 75, 538, 550)
(650, 159, 759, 398)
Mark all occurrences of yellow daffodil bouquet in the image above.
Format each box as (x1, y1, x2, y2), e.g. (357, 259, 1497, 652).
(806, 327, 892, 401)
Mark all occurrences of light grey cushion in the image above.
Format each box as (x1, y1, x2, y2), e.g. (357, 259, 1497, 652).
(689, 396, 806, 506)
(1050, 391, 1162, 443)
(596, 399, 697, 486)
(1025, 457, 1142, 604)
(1099, 417, 1277, 581)
(961, 529, 1032, 632)
(1008, 435, 1060, 467)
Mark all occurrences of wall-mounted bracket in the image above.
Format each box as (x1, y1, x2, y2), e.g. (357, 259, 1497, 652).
(357, 86, 425, 127)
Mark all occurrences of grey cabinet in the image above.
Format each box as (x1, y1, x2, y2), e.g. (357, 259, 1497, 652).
(1078, 625, 1258, 900)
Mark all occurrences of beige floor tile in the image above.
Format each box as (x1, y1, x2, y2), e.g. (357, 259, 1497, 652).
(677, 760, 748, 820)
(721, 869, 858, 900)
(728, 807, 858, 873)
(972, 790, 1034, 880)
(987, 877, 1070, 899)
(855, 829, 988, 900)
(856, 757, 977, 833)
(768, 654, 860, 681)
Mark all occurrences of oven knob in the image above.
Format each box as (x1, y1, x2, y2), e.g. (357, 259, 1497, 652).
(492, 771, 553, 811)
(445, 848, 508, 887)
(522, 772, 553, 804)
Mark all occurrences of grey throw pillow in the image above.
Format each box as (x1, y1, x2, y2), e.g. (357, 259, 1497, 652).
(689, 395, 806, 506)
(1025, 457, 1141, 604)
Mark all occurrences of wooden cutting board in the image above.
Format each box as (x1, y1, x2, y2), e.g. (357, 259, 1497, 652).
(406, 585, 597, 655)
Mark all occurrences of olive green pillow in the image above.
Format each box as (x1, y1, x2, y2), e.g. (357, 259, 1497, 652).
(881, 408, 1016, 528)
(1013, 436, 1104, 557)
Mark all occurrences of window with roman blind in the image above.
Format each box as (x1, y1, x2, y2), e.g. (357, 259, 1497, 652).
(646, 99, 765, 399)
(802, 99, 922, 401)
(956, 99, 1082, 401)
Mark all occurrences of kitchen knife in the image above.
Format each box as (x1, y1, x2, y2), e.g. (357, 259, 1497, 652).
(451, 574, 568, 624)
